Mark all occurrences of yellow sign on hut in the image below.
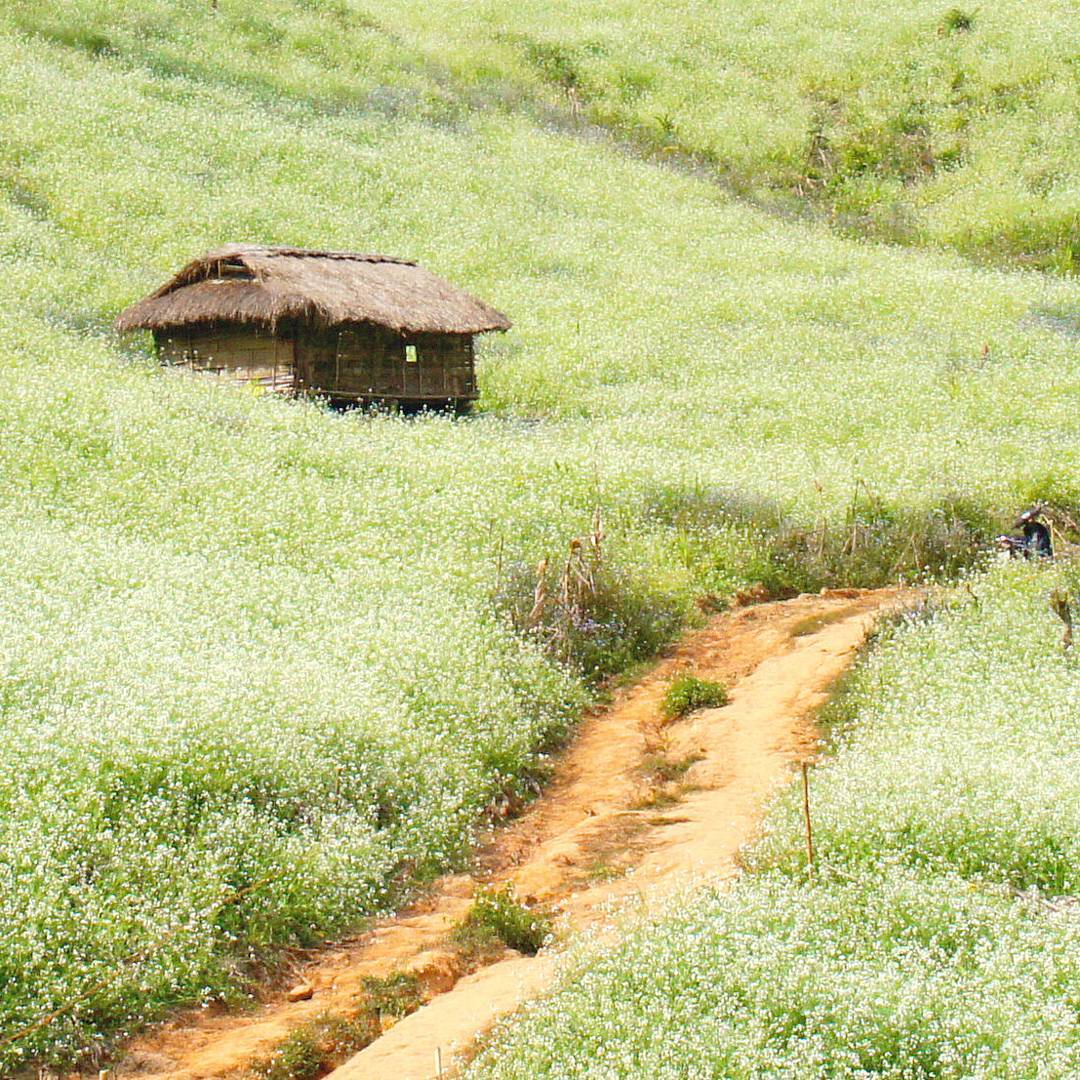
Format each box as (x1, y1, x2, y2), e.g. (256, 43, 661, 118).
(115, 245, 511, 411)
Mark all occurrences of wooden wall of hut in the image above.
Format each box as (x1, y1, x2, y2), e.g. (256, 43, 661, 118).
(154, 324, 296, 391)
(298, 325, 476, 402)
(154, 322, 477, 405)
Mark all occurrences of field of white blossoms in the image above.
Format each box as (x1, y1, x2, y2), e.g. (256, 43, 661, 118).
(0, 0, 1078, 1071)
(11, 0, 1077, 271)
(377, 0, 1080, 270)
(468, 566, 1080, 1077)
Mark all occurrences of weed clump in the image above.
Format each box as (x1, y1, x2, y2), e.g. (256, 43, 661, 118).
(498, 513, 687, 682)
(939, 7, 976, 33)
(251, 1012, 379, 1080)
(360, 971, 423, 1018)
(452, 885, 551, 958)
(640, 752, 704, 783)
(662, 675, 728, 719)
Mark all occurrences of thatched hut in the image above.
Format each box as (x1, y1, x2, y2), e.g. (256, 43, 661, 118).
(115, 245, 511, 409)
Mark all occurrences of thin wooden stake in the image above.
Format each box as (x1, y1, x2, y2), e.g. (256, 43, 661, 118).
(434, 1046, 443, 1078)
(801, 761, 815, 877)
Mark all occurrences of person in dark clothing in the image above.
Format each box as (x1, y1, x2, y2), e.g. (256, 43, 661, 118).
(996, 507, 1053, 559)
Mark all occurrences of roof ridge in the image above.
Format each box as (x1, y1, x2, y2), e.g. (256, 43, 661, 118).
(222, 245, 417, 266)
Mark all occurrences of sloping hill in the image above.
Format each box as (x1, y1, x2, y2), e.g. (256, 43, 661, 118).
(381, 0, 1077, 270)
(0, 2, 1077, 1070)
(11, 0, 1077, 268)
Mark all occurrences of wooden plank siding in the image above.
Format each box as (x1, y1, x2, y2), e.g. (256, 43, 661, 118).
(154, 325, 296, 392)
(154, 322, 477, 405)
(329, 329, 475, 401)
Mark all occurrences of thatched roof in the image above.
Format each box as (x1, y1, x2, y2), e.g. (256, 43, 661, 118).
(114, 245, 511, 335)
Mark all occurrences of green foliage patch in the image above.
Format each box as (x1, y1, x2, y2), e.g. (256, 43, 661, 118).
(939, 7, 977, 33)
(360, 972, 423, 1019)
(452, 885, 552, 958)
(660, 675, 728, 719)
(251, 1013, 380, 1080)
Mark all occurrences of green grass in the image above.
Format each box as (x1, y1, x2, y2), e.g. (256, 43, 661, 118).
(25, 0, 1072, 271)
(660, 675, 728, 719)
(452, 885, 552, 958)
(0, 0, 1076, 1071)
(251, 1012, 380, 1080)
(376, 0, 1079, 270)
(360, 972, 423, 1019)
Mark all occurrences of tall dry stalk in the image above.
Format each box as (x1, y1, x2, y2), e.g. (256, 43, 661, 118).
(524, 509, 606, 662)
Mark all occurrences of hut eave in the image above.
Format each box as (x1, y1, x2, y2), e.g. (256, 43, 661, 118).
(115, 244, 512, 336)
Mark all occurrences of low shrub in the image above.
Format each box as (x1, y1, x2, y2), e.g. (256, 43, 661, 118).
(452, 885, 551, 957)
(360, 972, 423, 1018)
(251, 1012, 379, 1080)
(639, 752, 704, 784)
(661, 675, 727, 719)
(939, 7, 976, 33)
(496, 534, 688, 684)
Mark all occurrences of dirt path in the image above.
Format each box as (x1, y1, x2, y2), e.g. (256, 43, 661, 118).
(116, 588, 907, 1080)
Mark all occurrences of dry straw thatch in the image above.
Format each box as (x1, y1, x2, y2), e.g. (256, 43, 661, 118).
(115, 245, 512, 336)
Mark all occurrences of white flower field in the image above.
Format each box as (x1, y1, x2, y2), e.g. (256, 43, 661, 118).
(0, 0, 1077, 1072)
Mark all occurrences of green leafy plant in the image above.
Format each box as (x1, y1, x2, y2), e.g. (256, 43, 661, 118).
(361, 971, 423, 1018)
(639, 752, 704, 784)
(251, 1012, 379, 1080)
(939, 7, 976, 33)
(661, 675, 728, 719)
(452, 885, 552, 958)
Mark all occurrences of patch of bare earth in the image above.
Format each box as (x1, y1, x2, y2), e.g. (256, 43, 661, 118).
(105, 588, 908, 1080)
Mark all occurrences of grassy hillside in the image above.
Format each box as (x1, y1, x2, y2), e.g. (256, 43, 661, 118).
(468, 566, 1080, 1077)
(402, 0, 1080, 271)
(0, 0, 1077, 1069)
(5, 0, 1079, 271)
